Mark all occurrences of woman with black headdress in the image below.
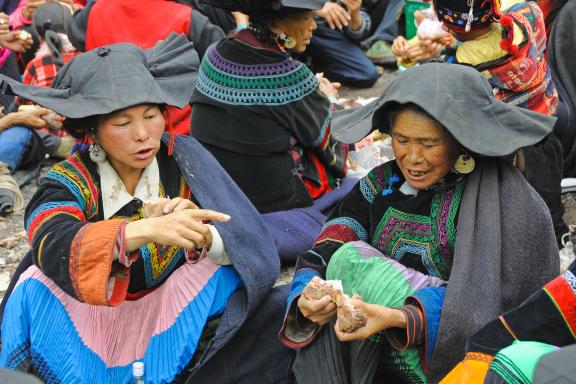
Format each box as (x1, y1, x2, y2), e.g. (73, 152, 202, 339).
(0, 34, 294, 384)
(191, 0, 348, 215)
(279, 63, 560, 383)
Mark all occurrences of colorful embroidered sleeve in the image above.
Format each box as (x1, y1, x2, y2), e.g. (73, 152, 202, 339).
(24, 156, 133, 306)
(442, 263, 576, 382)
(279, 162, 393, 348)
(289, 87, 348, 179)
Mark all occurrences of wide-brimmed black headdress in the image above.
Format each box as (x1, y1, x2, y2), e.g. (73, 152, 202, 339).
(331, 63, 556, 157)
(0, 33, 198, 120)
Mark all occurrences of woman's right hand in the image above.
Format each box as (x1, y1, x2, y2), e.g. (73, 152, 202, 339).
(124, 208, 231, 253)
(392, 36, 408, 57)
(297, 294, 337, 325)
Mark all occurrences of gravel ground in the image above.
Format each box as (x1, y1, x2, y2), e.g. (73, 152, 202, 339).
(2, 66, 574, 295)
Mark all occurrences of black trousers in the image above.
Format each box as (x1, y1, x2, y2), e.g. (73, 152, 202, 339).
(293, 323, 415, 384)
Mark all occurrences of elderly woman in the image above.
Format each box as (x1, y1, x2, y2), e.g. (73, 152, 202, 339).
(191, 0, 348, 215)
(0, 35, 293, 384)
(279, 63, 560, 383)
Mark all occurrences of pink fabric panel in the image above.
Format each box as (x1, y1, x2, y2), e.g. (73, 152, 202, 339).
(15, 259, 220, 367)
(0, 48, 11, 68)
(9, 0, 29, 30)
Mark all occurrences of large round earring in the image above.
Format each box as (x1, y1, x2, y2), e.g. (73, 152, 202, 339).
(89, 142, 106, 163)
(284, 36, 297, 49)
(278, 32, 297, 49)
(453, 154, 475, 174)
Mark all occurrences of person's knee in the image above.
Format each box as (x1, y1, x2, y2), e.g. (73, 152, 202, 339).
(341, 63, 380, 88)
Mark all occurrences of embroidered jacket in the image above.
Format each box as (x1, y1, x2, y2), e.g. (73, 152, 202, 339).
(25, 147, 200, 306)
(442, 260, 576, 382)
(191, 30, 348, 213)
(280, 160, 466, 372)
(450, 1, 558, 116)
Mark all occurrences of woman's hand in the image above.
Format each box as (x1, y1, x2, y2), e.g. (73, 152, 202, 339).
(124, 208, 230, 253)
(160, 197, 199, 215)
(392, 36, 409, 58)
(334, 299, 406, 341)
(9, 107, 51, 129)
(316, 72, 341, 99)
(0, 13, 10, 37)
(297, 294, 337, 325)
(316, 2, 350, 30)
(0, 30, 33, 52)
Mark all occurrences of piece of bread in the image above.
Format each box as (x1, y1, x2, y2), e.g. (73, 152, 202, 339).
(302, 276, 367, 333)
(141, 197, 171, 218)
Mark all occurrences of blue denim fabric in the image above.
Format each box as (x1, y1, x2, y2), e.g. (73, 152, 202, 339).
(308, 21, 379, 88)
(0, 126, 32, 172)
(366, 0, 405, 43)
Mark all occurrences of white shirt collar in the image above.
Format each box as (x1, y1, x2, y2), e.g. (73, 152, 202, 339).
(98, 158, 160, 219)
(399, 181, 419, 197)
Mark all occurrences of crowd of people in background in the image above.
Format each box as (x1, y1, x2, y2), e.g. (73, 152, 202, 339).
(0, 0, 574, 383)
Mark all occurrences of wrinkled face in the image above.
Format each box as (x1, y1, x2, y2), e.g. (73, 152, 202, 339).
(391, 109, 460, 190)
(274, 11, 317, 53)
(96, 104, 165, 172)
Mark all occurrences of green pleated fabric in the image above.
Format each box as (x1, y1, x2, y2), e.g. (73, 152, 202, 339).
(489, 340, 559, 383)
(326, 242, 428, 383)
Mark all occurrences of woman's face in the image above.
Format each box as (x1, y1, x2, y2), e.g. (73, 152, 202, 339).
(391, 108, 460, 190)
(96, 104, 165, 171)
(274, 11, 317, 53)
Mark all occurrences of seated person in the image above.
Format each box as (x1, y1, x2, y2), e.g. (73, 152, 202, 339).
(67, 0, 225, 135)
(363, 0, 407, 65)
(21, 2, 80, 157)
(307, 0, 379, 88)
(427, 0, 567, 244)
(391, 8, 452, 69)
(279, 63, 560, 383)
(191, 0, 351, 261)
(0, 106, 53, 215)
(0, 34, 294, 384)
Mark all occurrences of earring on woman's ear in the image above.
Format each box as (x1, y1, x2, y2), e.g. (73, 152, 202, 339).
(453, 154, 475, 174)
(89, 140, 106, 163)
(278, 32, 297, 49)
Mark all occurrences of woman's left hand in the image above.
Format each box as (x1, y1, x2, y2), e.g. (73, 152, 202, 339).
(0, 30, 33, 52)
(161, 197, 199, 215)
(334, 299, 407, 342)
(316, 72, 341, 99)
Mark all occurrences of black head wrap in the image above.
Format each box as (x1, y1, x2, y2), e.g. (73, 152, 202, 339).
(32, 2, 73, 67)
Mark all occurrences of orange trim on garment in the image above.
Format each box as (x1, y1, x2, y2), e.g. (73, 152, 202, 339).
(69, 219, 128, 306)
(439, 352, 493, 384)
(499, 315, 519, 340)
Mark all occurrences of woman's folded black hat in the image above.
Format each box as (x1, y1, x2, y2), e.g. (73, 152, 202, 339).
(204, 0, 326, 14)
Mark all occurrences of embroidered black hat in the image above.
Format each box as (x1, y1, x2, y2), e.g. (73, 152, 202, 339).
(331, 63, 556, 157)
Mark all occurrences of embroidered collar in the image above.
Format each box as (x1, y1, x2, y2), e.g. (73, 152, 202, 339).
(98, 158, 160, 219)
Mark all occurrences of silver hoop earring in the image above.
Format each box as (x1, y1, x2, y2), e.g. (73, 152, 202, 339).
(89, 142, 106, 163)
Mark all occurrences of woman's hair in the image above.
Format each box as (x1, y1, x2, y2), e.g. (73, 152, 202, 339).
(32, 2, 73, 67)
(386, 102, 444, 133)
(249, 13, 283, 46)
(63, 105, 167, 140)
